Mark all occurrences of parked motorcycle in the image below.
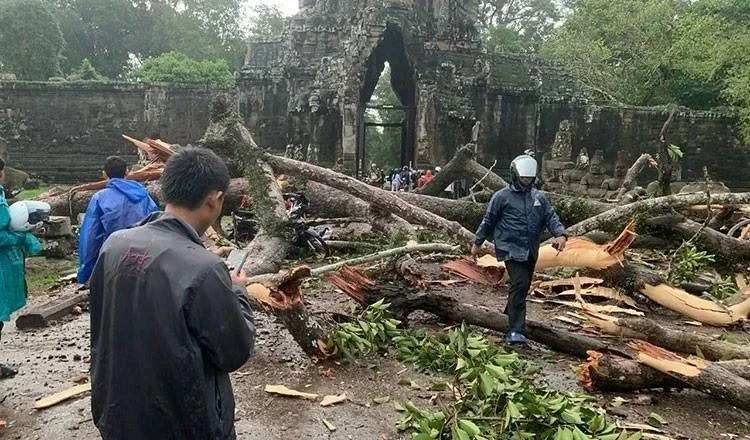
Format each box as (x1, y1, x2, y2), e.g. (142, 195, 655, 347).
(231, 192, 330, 258)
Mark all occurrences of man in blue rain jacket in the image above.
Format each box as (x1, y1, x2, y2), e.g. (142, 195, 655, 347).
(471, 154, 567, 344)
(77, 156, 158, 284)
(0, 158, 41, 378)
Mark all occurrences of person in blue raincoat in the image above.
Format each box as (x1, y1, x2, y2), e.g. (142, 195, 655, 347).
(0, 158, 41, 378)
(471, 154, 567, 344)
(77, 156, 158, 284)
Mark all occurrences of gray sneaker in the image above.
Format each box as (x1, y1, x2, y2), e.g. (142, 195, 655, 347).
(504, 332, 528, 344)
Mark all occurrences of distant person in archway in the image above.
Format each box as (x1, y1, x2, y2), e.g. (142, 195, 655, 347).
(77, 156, 158, 285)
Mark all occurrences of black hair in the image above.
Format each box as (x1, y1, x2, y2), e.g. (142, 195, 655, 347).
(0, 158, 4, 172)
(104, 156, 128, 179)
(160, 147, 230, 210)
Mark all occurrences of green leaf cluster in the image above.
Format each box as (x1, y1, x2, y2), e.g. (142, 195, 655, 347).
(394, 324, 636, 439)
(327, 306, 640, 440)
(668, 242, 715, 285)
(325, 299, 401, 359)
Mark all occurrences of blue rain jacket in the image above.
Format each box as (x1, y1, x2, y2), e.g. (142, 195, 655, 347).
(0, 186, 41, 321)
(77, 179, 158, 284)
(474, 184, 566, 262)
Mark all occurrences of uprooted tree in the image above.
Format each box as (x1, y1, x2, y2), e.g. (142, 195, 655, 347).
(35, 117, 750, 410)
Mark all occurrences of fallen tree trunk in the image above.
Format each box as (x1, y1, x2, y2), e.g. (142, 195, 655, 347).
(584, 314, 750, 360)
(263, 154, 482, 247)
(566, 191, 750, 236)
(327, 266, 620, 359)
(601, 261, 750, 327)
(204, 121, 326, 358)
(579, 351, 750, 392)
(42, 178, 251, 220)
(418, 145, 507, 196)
(647, 213, 750, 260)
(630, 341, 750, 411)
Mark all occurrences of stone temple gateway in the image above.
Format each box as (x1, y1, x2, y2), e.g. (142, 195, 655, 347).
(239, 0, 749, 189)
(0, 0, 747, 189)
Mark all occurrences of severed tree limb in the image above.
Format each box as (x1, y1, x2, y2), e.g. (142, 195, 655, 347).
(601, 262, 750, 327)
(263, 153, 484, 247)
(657, 107, 678, 196)
(630, 341, 750, 411)
(646, 213, 750, 260)
(579, 351, 750, 392)
(565, 191, 750, 237)
(418, 145, 507, 196)
(584, 313, 750, 361)
(327, 267, 619, 359)
(310, 243, 458, 276)
(616, 153, 654, 201)
(202, 121, 327, 358)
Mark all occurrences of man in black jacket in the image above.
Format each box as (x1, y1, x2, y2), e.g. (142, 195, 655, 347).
(89, 147, 255, 440)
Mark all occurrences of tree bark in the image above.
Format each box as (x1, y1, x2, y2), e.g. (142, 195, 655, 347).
(203, 122, 327, 357)
(326, 267, 619, 359)
(418, 144, 507, 196)
(565, 192, 750, 237)
(647, 214, 750, 260)
(579, 351, 750, 392)
(616, 153, 653, 200)
(630, 341, 750, 412)
(263, 154, 482, 247)
(584, 314, 750, 361)
(658, 108, 678, 196)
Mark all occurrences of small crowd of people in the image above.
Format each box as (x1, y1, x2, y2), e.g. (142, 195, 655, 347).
(365, 163, 447, 193)
(0, 147, 567, 438)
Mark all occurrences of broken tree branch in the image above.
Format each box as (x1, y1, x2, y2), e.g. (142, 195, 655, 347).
(418, 145, 507, 196)
(630, 341, 750, 411)
(263, 154, 483, 247)
(585, 314, 750, 361)
(616, 153, 654, 200)
(579, 351, 750, 392)
(565, 192, 750, 237)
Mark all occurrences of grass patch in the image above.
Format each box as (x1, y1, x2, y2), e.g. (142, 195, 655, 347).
(16, 185, 55, 200)
(25, 258, 77, 294)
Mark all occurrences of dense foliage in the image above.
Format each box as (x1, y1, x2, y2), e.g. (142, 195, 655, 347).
(0, 0, 64, 80)
(132, 52, 234, 85)
(328, 301, 639, 440)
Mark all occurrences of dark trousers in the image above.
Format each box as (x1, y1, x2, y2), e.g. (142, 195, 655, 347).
(504, 257, 536, 334)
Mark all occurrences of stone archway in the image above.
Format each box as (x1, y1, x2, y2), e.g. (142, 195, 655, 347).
(355, 24, 417, 176)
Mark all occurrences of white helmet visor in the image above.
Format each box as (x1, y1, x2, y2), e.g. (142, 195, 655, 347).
(513, 155, 538, 178)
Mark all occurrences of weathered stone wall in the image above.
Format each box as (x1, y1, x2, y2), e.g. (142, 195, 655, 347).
(0, 81, 228, 183)
(476, 97, 748, 189)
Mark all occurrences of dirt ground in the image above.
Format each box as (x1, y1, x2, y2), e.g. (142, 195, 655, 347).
(3, 262, 750, 440)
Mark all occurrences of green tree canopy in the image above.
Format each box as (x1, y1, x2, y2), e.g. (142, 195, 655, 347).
(541, 0, 750, 141)
(479, 0, 562, 54)
(132, 51, 234, 85)
(53, 0, 247, 78)
(67, 58, 105, 81)
(0, 0, 64, 80)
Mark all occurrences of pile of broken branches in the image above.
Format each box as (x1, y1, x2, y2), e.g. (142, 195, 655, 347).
(36, 119, 750, 412)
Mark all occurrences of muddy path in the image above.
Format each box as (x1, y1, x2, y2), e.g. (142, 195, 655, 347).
(2, 270, 750, 440)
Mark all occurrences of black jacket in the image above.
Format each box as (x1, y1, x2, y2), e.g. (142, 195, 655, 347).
(89, 213, 255, 440)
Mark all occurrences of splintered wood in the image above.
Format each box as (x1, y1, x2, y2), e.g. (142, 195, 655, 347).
(246, 266, 312, 310)
(441, 257, 503, 285)
(537, 221, 637, 270)
(325, 266, 376, 303)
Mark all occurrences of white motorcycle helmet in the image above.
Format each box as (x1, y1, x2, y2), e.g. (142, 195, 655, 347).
(8, 200, 51, 231)
(510, 155, 538, 188)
